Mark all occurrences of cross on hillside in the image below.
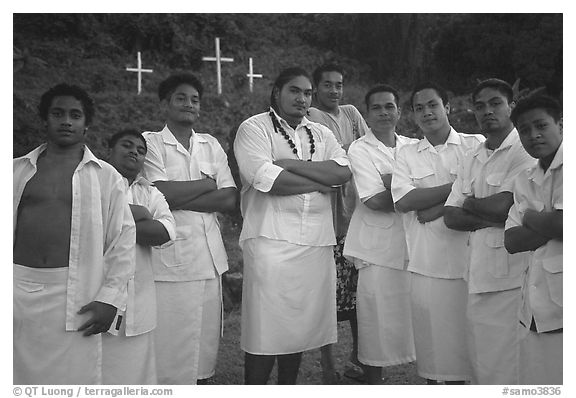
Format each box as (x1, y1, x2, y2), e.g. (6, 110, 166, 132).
(202, 37, 234, 95)
(126, 51, 153, 95)
(246, 57, 263, 93)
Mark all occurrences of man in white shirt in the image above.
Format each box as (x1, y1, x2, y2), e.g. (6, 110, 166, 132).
(505, 95, 563, 385)
(308, 63, 370, 383)
(13, 83, 135, 384)
(391, 82, 484, 384)
(444, 79, 536, 384)
(234, 67, 351, 384)
(344, 84, 417, 384)
(142, 74, 237, 384)
(103, 129, 176, 384)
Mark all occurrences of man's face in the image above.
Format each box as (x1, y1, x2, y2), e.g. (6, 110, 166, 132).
(412, 88, 450, 135)
(473, 87, 513, 134)
(366, 91, 401, 133)
(315, 71, 343, 111)
(516, 108, 562, 160)
(108, 135, 147, 180)
(275, 75, 313, 123)
(163, 83, 200, 125)
(45, 96, 87, 148)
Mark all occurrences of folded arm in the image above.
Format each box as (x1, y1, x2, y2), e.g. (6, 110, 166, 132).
(172, 186, 237, 213)
(364, 190, 395, 212)
(394, 183, 452, 213)
(505, 225, 551, 254)
(269, 170, 336, 196)
(523, 209, 563, 240)
(153, 179, 217, 210)
(444, 205, 503, 231)
(462, 192, 514, 223)
(273, 158, 351, 187)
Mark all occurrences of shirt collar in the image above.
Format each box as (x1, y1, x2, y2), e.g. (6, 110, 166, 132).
(473, 128, 518, 159)
(528, 142, 563, 182)
(19, 143, 102, 169)
(130, 173, 153, 187)
(418, 127, 459, 152)
(269, 107, 314, 130)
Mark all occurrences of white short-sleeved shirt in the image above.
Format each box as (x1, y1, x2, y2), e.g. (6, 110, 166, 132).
(142, 126, 236, 281)
(391, 128, 485, 278)
(445, 130, 536, 293)
(233, 108, 349, 246)
(308, 104, 371, 236)
(344, 130, 418, 269)
(13, 144, 136, 331)
(122, 175, 176, 336)
(505, 144, 563, 332)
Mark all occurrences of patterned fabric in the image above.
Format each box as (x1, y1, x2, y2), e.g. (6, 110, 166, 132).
(334, 235, 358, 321)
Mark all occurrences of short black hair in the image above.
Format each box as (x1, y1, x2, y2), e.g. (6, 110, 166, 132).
(364, 84, 401, 110)
(510, 95, 562, 125)
(472, 78, 514, 104)
(108, 128, 147, 152)
(158, 73, 204, 101)
(312, 63, 344, 87)
(270, 67, 311, 111)
(410, 82, 449, 109)
(38, 83, 95, 125)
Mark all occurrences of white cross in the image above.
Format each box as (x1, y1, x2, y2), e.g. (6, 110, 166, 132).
(126, 51, 153, 95)
(202, 37, 234, 95)
(246, 57, 263, 93)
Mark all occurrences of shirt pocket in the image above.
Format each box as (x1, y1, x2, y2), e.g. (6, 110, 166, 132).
(486, 172, 505, 190)
(199, 161, 217, 180)
(16, 281, 45, 293)
(159, 224, 195, 267)
(410, 167, 434, 187)
(313, 142, 326, 161)
(359, 214, 394, 250)
(485, 230, 509, 278)
(542, 254, 563, 307)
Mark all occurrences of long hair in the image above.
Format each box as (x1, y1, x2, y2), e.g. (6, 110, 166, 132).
(270, 67, 311, 112)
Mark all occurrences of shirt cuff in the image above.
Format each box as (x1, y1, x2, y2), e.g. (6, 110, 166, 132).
(332, 157, 350, 167)
(391, 185, 415, 203)
(359, 187, 386, 203)
(253, 162, 284, 193)
(156, 218, 176, 242)
(95, 285, 128, 312)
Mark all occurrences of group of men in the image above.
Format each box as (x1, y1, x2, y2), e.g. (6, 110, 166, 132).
(13, 64, 562, 386)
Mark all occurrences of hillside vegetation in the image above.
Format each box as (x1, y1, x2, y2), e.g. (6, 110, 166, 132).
(14, 13, 562, 159)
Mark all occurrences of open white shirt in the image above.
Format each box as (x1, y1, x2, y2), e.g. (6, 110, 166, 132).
(13, 144, 136, 331)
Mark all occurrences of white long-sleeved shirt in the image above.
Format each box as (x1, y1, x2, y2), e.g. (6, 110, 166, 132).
(13, 144, 136, 331)
(234, 108, 349, 247)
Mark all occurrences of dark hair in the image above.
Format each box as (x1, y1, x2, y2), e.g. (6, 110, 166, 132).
(38, 83, 95, 125)
(158, 73, 203, 101)
(510, 95, 562, 125)
(108, 128, 147, 152)
(364, 84, 401, 110)
(410, 81, 449, 109)
(312, 63, 344, 87)
(270, 67, 311, 111)
(472, 78, 514, 104)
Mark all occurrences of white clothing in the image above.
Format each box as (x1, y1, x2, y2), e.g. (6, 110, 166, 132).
(154, 278, 221, 384)
(308, 104, 370, 235)
(240, 237, 337, 354)
(196, 277, 222, 380)
(14, 264, 102, 385)
(102, 322, 156, 384)
(466, 289, 521, 384)
(356, 261, 415, 367)
(391, 128, 484, 278)
(518, 326, 562, 385)
(13, 144, 135, 330)
(506, 144, 563, 332)
(143, 126, 235, 281)
(234, 108, 349, 246)
(446, 130, 535, 293)
(410, 273, 471, 381)
(344, 131, 417, 269)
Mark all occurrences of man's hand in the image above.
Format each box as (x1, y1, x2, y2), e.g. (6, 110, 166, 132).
(461, 196, 477, 213)
(77, 301, 117, 337)
(380, 173, 392, 190)
(416, 204, 445, 224)
(129, 204, 153, 222)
